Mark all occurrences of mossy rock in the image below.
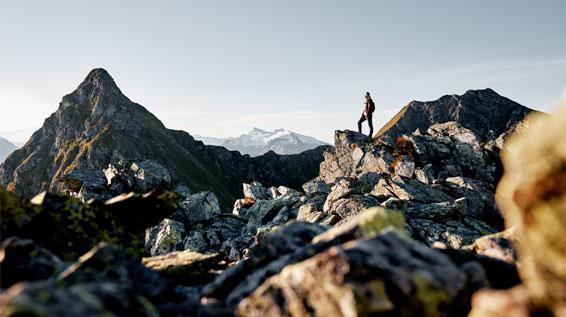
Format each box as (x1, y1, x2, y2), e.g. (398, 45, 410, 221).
(358, 207, 406, 237)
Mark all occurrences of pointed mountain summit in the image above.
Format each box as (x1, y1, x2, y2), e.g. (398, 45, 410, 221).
(375, 88, 535, 141)
(0, 69, 330, 207)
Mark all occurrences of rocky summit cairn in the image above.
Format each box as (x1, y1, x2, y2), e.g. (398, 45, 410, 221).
(0, 68, 329, 208)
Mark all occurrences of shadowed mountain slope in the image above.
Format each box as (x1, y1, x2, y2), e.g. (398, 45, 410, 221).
(375, 88, 534, 141)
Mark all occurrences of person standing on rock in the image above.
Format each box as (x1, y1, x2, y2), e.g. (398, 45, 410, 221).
(358, 92, 375, 137)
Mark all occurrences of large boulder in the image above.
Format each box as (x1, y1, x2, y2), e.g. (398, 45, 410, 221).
(323, 178, 380, 223)
(142, 250, 222, 285)
(179, 191, 221, 224)
(237, 230, 483, 317)
(145, 218, 186, 256)
(242, 181, 270, 200)
(320, 130, 372, 183)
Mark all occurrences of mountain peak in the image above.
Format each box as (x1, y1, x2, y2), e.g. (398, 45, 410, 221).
(83, 68, 116, 86)
(78, 68, 120, 93)
(376, 89, 534, 141)
(58, 68, 130, 119)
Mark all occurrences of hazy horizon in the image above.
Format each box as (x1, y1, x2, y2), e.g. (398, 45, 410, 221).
(1, 0, 565, 143)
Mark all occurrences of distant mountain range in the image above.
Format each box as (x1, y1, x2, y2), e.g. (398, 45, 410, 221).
(0, 137, 18, 163)
(195, 128, 329, 156)
(0, 127, 39, 147)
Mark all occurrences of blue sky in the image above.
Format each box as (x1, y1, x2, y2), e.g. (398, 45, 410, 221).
(1, 0, 565, 142)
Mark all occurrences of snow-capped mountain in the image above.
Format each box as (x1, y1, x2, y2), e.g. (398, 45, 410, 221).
(195, 128, 329, 156)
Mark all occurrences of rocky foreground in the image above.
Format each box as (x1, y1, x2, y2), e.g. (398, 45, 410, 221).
(1, 69, 564, 316)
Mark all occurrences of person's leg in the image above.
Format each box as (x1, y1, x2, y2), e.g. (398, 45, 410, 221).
(368, 115, 373, 137)
(357, 115, 366, 133)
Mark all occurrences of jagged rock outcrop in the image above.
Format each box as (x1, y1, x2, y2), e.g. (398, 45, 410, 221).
(311, 121, 513, 247)
(0, 68, 329, 208)
(144, 181, 313, 261)
(470, 102, 566, 316)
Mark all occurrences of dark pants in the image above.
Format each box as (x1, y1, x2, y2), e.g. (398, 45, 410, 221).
(358, 115, 373, 137)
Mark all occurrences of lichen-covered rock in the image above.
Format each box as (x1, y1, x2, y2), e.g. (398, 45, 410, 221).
(444, 176, 501, 227)
(145, 218, 185, 256)
(301, 178, 331, 197)
(183, 231, 209, 253)
(142, 251, 222, 285)
(129, 160, 172, 191)
(0, 187, 178, 260)
(316, 119, 513, 249)
(394, 158, 415, 178)
(323, 178, 364, 208)
(237, 230, 480, 317)
(385, 176, 453, 203)
(179, 191, 221, 224)
(319, 130, 372, 183)
(241, 200, 282, 236)
(296, 203, 318, 221)
(382, 196, 466, 220)
(243, 181, 270, 200)
(0, 237, 65, 289)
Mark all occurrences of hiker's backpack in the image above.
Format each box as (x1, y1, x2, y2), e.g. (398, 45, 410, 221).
(369, 99, 375, 114)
